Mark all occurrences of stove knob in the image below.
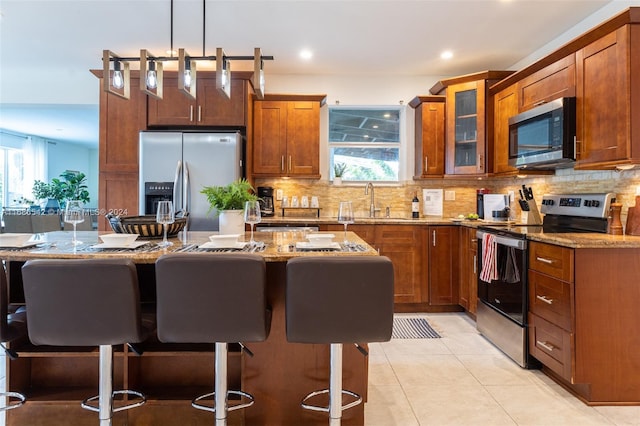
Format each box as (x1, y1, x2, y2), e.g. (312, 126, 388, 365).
(585, 200, 592, 207)
(592, 200, 600, 207)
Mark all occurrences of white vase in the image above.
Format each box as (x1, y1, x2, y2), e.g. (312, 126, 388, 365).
(218, 209, 245, 235)
(334, 177, 342, 185)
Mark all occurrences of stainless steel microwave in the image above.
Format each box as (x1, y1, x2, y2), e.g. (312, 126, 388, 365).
(508, 97, 576, 169)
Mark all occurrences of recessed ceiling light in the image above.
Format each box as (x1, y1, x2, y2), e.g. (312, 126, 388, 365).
(300, 49, 313, 60)
(383, 113, 391, 119)
(440, 50, 454, 60)
(372, 125, 379, 129)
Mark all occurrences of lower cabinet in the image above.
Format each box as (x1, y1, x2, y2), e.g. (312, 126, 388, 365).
(427, 226, 459, 306)
(458, 226, 478, 315)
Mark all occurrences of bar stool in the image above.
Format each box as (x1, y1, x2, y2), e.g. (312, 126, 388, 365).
(0, 261, 27, 412)
(286, 256, 394, 426)
(155, 253, 270, 426)
(21, 259, 156, 426)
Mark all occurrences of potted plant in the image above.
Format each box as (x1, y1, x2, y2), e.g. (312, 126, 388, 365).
(32, 171, 90, 213)
(200, 178, 258, 235)
(333, 162, 347, 185)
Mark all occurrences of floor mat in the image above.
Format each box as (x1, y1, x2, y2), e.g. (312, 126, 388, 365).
(392, 317, 441, 339)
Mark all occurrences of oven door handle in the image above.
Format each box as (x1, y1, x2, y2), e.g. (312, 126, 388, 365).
(476, 230, 527, 250)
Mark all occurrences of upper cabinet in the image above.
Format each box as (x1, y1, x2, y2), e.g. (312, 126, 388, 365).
(147, 73, 249, 127)
(409, 96, 446, 178)
(431, 71, 514, 175)
(252, 94, 326, 178)
(492, 84, 519, 175)
(517, 54, 576, 112)
(575, 25, 640, 169)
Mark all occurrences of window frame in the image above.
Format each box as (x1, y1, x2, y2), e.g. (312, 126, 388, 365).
(327, 105, 406, 184)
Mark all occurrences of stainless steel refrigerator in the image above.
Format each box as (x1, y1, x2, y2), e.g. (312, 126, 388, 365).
(139, 131, 243, 231)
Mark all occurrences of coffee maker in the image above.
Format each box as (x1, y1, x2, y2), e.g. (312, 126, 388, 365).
(257, 186, 274, 217)
(476, 188, 490, 219)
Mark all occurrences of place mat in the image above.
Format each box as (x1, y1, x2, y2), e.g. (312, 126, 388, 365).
(392, 317, 441, 339)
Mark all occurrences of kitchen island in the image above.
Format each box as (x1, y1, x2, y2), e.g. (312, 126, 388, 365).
(2, 231, 378, 426)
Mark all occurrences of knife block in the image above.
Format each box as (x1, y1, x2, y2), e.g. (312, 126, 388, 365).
(625, 197, 640, 236)
(521, 198, 543, 225)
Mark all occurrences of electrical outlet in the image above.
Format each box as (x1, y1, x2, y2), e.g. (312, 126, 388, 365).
(444, 190, 456, 201)
(276, 189, 283, 201)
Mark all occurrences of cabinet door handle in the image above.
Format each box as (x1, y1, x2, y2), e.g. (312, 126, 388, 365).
(424, 156, 428, 171)
(536, 340, 555, 352)
(478, 154, 483, 171)
(189, 105, 194, 122)
(288, 156, 292, 172)
(432, 230, 436, 247)
(535, 256, 554, 265)
(281, 156, 285, 172)
(536, 295, 554, 305)
(198, 106, 202, 122)
(473, 254, 477, 274)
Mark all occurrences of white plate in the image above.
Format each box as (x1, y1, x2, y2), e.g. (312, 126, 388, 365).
(296, 241, 342, 250)
(92, 240, 149, 249)
(450, 218, 464, 222)
(0, 241, 39, 249)
(199, 241, 247, 250)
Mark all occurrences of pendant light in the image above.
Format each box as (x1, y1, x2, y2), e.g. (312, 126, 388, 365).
(216, 48, 231, 99)
(253, 48, 265, 100)
(178, 48, 197, 100)
(140, 49, 163, 99)
(102, 50, 130, 99)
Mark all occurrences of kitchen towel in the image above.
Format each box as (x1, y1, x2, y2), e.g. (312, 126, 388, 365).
(480, 233, 498, 283)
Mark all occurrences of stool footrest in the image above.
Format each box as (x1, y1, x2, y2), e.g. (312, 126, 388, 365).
(192, 390, 255, 413)
(81, 389, 146, 413)
(301, 388, 362, 413)
(0, 391, 26, 412)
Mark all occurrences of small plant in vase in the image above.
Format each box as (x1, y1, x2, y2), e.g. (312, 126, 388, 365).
(201, 178, 258, 235)
(333, 162, 347, 185)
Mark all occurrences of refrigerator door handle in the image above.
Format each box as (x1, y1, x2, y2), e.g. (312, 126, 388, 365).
(173, 160, 182, 211)
(183, 161, 191, 215)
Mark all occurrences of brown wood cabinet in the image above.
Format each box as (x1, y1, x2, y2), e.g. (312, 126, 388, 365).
(409, 96, 446, 178)
(427, 226, 459, 305)
(252, 95, 326, 178)
(517, 54, 576, 112)
(431, 71, 513, 176)
(575, 25, 640, 169)
(528, 241, 574, 382)
(492, 84, 519, 175)
(458, 226, 478, 315)
(92, 72, 147, 231)
(147, 75, 248, 127)
(323, 224, 428, 307)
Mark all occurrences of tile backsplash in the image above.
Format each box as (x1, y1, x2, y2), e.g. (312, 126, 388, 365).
(256, 167, 640, 227)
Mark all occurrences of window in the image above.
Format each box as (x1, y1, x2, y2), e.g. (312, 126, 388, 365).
(328, 106, 401, 182)
(0, 146, 25, 210)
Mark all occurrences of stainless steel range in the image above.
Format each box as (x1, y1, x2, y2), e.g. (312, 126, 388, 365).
(476, 192, 615, 368)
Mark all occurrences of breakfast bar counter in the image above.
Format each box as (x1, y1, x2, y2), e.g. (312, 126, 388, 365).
(2, 230, 378, 426)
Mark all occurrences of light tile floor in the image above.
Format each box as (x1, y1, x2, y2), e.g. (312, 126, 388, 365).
(365, 313, 640, 426)
(1, 313, 638, 425)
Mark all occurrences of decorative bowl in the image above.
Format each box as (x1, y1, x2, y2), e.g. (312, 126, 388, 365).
(99, 233, 139, 246)
(105, 214, 188, 238)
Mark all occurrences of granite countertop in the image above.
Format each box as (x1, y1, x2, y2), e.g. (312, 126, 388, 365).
(0, 230, 378, 263)
(260, 216, 462, 226)
(525, 232, 640, 249)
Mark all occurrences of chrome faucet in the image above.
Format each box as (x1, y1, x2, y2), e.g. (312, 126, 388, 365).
(364, 182, 378, 217)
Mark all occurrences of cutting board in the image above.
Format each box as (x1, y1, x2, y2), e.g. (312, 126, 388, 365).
(625, 197, 640, 236)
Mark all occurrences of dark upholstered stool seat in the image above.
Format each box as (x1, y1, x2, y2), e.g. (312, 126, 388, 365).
(22, 259, 156, 426)
(0, 262, 27, 411)
(155, 253, 270, 426)
(286, 256, 394, 426)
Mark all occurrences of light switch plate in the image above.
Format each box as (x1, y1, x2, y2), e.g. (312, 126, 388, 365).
(444, 190, 455, 201)
(276, 189, 283, 201)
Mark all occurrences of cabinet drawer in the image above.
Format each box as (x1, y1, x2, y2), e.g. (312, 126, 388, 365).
(528, 270, 572, 331)
(529, 313, 573, 382)
(529, 242, 574, 282)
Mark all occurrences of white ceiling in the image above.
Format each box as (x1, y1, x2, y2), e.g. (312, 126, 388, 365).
(0, 0, 625, 147)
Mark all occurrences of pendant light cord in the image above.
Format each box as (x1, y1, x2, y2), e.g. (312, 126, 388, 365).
(170, 0, 174, 56)
(202, 0, 206, 57)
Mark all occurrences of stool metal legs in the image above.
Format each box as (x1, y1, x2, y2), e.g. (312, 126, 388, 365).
(192, 342, 255, 426)
(301, 343, 363, 426)
(81, 345, 146, 426)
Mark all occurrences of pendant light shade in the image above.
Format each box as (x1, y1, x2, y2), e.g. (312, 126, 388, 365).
(140, 49, 164, 99)
(253, 47, 265, 100)
(178, 48, 197, 100)
(216, 47, 231, 99)
(103, 50, 130, 99)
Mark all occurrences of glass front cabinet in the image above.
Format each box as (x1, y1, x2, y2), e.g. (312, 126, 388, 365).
(431, 71, 514, 176)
